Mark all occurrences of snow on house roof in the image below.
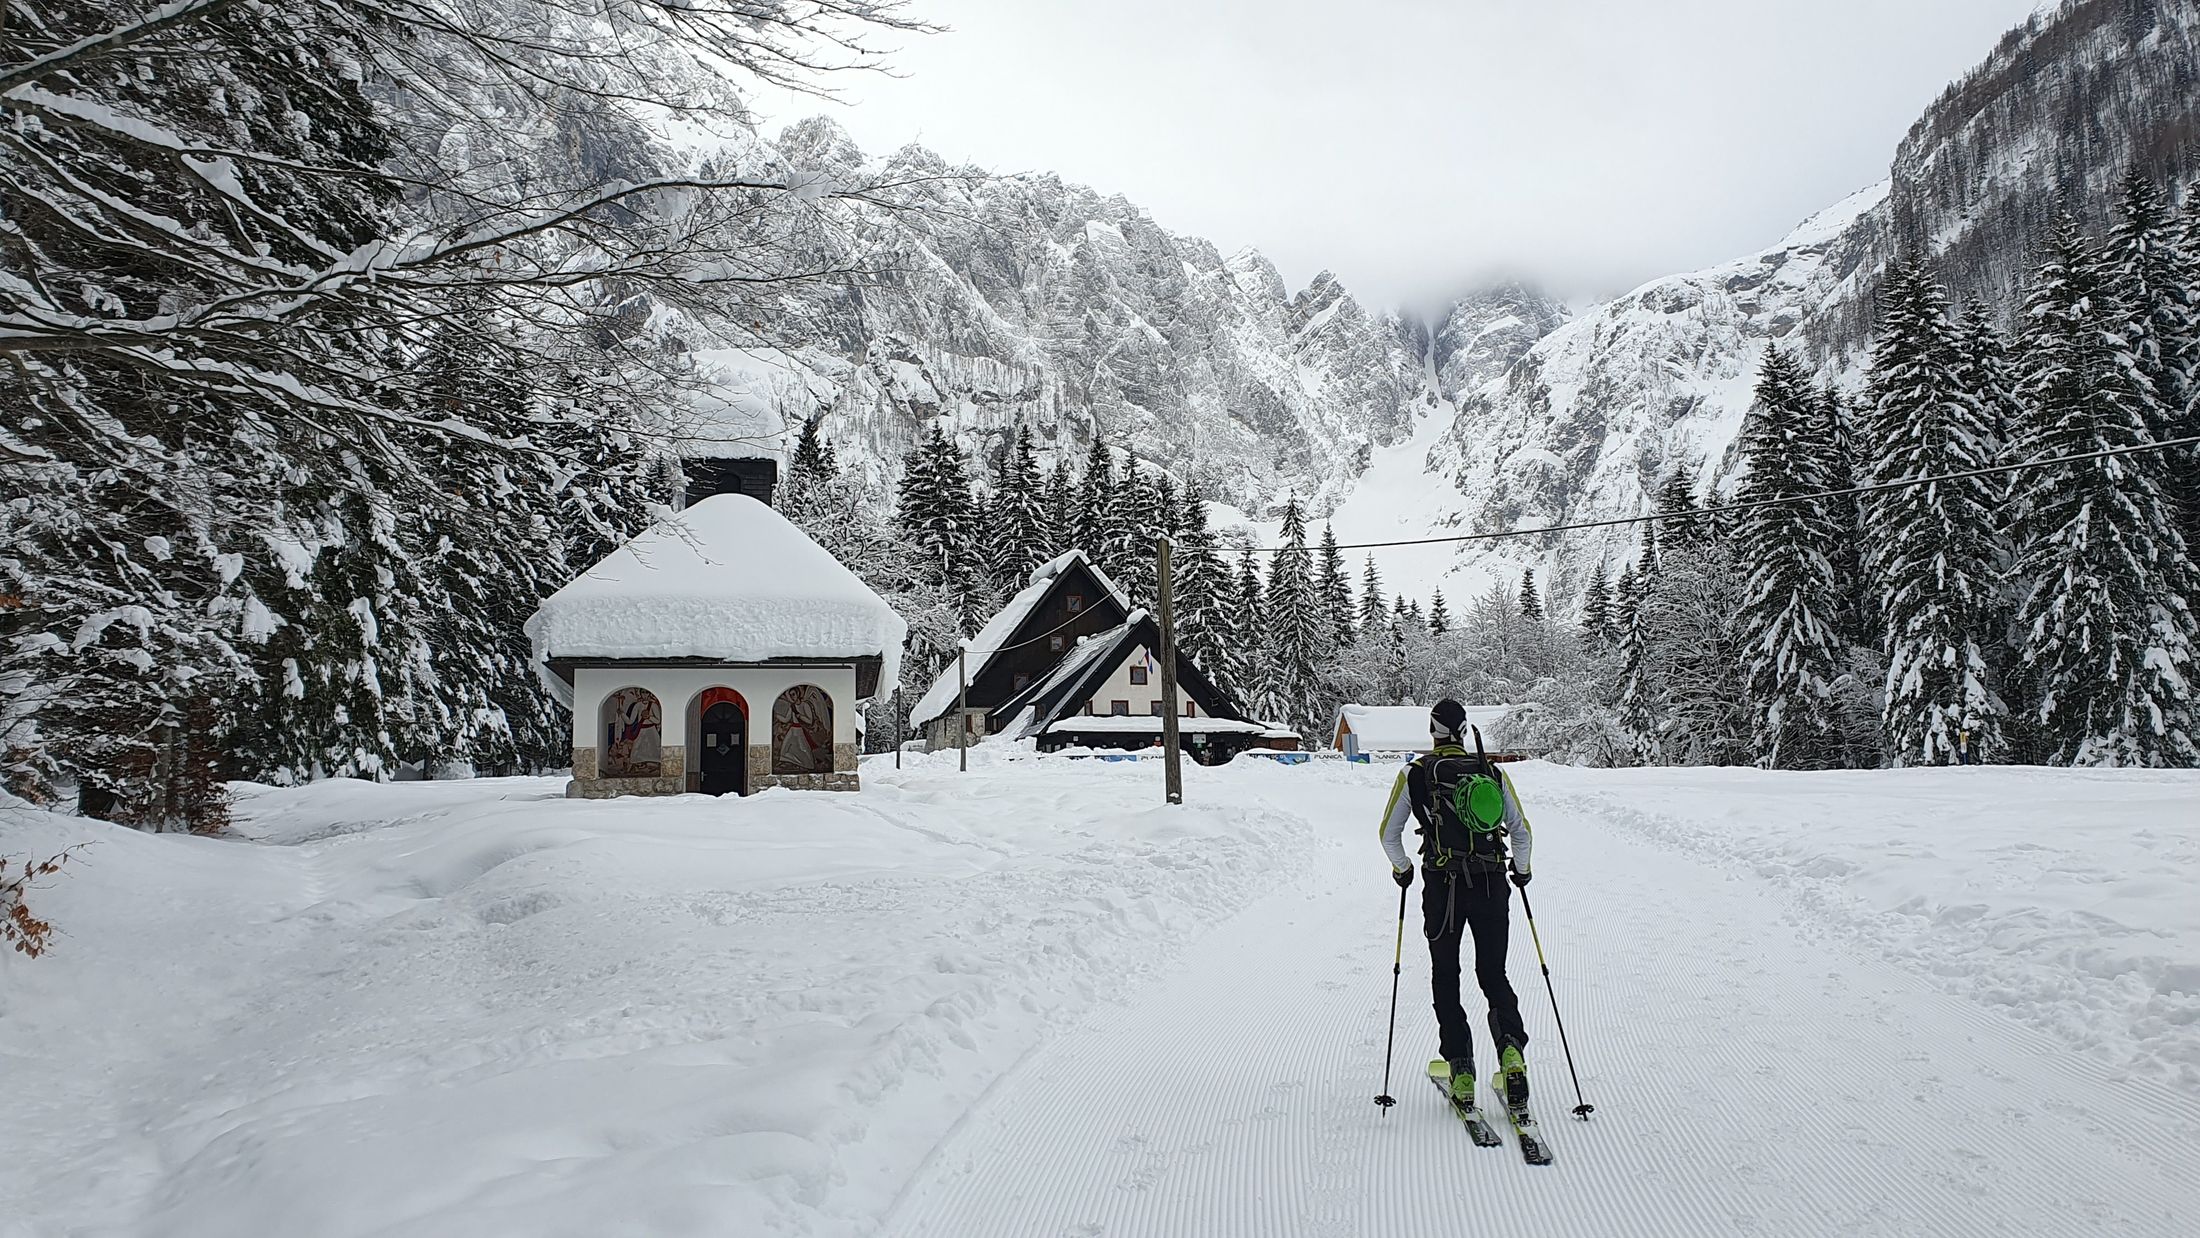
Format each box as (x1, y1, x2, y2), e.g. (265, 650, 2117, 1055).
(1043, 715, 1268, 735)
(1333, 703, 1514, 752)
(909, 549, 1130, 726)
(526, 494, 906, 703)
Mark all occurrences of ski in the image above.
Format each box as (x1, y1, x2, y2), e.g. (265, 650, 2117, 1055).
(1425, 1062, 1503, 1146)
(1495, 1082, 1554, 1165)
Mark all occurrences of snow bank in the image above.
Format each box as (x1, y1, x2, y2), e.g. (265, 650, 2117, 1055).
(1518, 763, 2200, 1086)
(0, 761, 1322, 1238)
(527, 494, 906, 702)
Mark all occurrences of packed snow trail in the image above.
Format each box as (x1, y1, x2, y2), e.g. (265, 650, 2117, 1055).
(882, 767, 2200, 1238)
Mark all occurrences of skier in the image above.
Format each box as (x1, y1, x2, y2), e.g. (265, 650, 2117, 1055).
(1378, 699, 1535, 1113)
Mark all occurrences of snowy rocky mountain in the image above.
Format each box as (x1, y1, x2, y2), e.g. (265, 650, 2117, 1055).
(659, 0, 2194, 605)
(690, 118, 1459, 514)
(1419, 0, 2200, 613)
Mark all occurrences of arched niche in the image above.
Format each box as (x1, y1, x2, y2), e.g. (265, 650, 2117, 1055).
(772, 685, 834, 775)
(599, 686, 663, 777)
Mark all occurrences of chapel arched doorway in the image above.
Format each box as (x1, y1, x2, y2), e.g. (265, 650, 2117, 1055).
(695, 686, 749, 796)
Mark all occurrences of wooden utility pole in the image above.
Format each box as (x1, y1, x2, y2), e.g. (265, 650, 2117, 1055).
(1157, 536, 1183, 805)
(957, 645, 969, 773)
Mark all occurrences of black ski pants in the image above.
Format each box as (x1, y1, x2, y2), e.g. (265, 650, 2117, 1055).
(1423, 865, 1528, 1072)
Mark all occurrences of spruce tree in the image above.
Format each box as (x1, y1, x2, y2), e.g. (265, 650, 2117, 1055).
(1866, 259, 2009, 765)
(2007, 215, 2199, 766)
(2112, 175, 2200, 598)
(1580, 560, 1615, 649)
(1954, 305, 2022, 460)
(1655, 467, 1705, 552)
(1518, 569, 1545, 622)
(1811, 381, 1875, 651)
(1358, 556, 1387, 636)
(1042, 459, 1075, 561)
(1119, 461, 1160, 609)
(1075, 439, 1116, 565)
(1231, 548, 1269, 713)
(1173, 487, 1231, 689)
(1736, 346, 1849, 768)
(1429, 589, 1451, 636)
(993, 425, 1050, 584)
(1317, 525, 1354, 645)
(2107, 172, 2197, 440)
(1264, 498, 1323, 736)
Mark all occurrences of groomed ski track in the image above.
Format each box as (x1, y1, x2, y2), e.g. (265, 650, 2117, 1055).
(882, 769, 2200, 1238)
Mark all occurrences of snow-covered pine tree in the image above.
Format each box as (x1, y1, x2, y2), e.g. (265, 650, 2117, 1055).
(1655, 468, 1706, 553)
(1428, 589, 1451, 636)
(1865, 259, 2009, 765)
(991, 426, 1051, 587)
(1614, 567, 1660, 763)
(1264, 499, 1324, 738)
(1229, 548, 1269, 713)
(1954, 306, 2022, 462)
(1119, 462, 1161, 609)
(1518, 570, 1545, 622)
(1358, 556, 1387, 636)
(1172, 487, 1231, 690)
(1041, 459, 1076, 562)
(2110, 175, 2200, 599)
(2107, 173, 2197, 442)
(1810, 382, 1875, 651)
(1317, 525, 1354, 646)
(1580, 560, 1615, 649)
(1584, 562, 1619, 650)
(1075, 440, 1117, 567)
(1735, 345, 1848, 769)
(2006, 215, 2199, 766)
(896, 426, 988, 629)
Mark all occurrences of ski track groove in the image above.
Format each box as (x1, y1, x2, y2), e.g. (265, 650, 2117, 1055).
(879, 778, 2200, 1238)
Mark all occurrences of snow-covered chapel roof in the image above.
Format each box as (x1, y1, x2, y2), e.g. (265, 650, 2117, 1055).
(527, 495, 905, 701)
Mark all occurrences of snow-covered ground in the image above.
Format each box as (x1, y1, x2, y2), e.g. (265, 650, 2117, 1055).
(2, 758, 2195, 1237)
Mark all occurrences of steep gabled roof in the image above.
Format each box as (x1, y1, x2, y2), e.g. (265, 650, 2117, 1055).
(909, 549, 1131, 726)
(994, 612, 1246, 741)
(527, 495, 905, 705)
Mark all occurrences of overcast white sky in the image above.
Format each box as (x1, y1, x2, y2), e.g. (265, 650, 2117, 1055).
(750, 0, 2052, 312)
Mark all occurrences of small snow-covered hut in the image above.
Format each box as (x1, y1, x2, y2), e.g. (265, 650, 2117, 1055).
(528, 494, 906, 799)
(1332, 703, 1515, 763)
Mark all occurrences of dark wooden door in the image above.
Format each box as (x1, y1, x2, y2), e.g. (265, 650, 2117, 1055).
(699, 701, 747, 796)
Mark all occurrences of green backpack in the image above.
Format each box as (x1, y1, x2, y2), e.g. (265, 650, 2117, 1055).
(1421, 754, 1509, 872)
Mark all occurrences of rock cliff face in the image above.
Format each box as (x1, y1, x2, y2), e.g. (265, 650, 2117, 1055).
(1417, 0, 2200, 612)
(687, 121, 1462, 514)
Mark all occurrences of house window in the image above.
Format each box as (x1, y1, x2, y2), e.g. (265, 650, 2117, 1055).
(1185, 701, 1196, 717)
(1066, 593, 1085, 613)
(1049, 635, 1066, 653)
(1013, 673, 1031, 690)
(1111, 700, 1130, 716)
(1129, 664, 1149, 686)
(1149, 701, 1165, 716)
(1085, 701, 1095, 715)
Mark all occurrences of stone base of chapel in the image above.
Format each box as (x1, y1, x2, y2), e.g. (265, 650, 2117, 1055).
(564, 743, 859, 798)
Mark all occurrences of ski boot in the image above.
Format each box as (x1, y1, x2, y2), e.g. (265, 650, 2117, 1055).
(1498, 1044, 1529, 1111)
(1448, 1058, 1477, 1106)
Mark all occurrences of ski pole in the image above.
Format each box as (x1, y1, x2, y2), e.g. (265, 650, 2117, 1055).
(1517, 885, 1595, 1121)
(1374, 880, 1408, 1112)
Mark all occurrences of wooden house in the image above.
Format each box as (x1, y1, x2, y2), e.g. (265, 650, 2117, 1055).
(990, 612, 1286, 763)
(910, 550, 1132, 748)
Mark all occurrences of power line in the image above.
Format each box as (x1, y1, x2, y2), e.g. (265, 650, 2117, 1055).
(1245, 434, 2200, 554)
